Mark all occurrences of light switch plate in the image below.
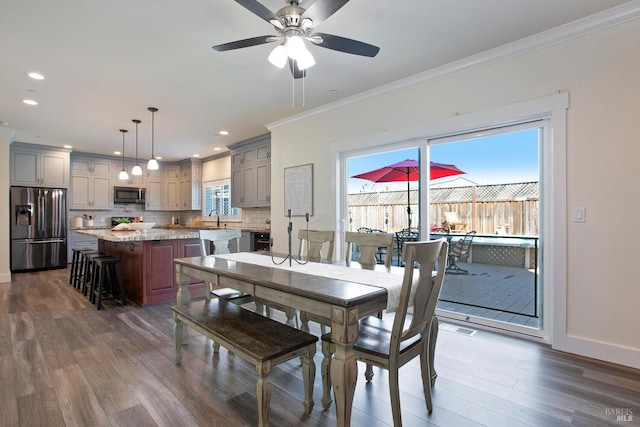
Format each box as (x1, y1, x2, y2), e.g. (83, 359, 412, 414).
(574, 207, 586, 223)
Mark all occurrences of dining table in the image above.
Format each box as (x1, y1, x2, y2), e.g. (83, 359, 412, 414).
(173, 251, 406, 427)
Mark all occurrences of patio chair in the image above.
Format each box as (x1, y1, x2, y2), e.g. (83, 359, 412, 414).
(446, 230, 476, 274)
(443, 211, 467, 233)
(395, 228, 419, 266)
(320, 239, 448, 423)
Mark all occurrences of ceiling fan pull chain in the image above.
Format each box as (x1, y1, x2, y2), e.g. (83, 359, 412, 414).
(292, 73, 295, 109)
(302, 71, 306, 107)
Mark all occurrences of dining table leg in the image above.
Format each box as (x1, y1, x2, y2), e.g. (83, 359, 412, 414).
(175, 265, 193, 343)
(330, 306, 359, 427)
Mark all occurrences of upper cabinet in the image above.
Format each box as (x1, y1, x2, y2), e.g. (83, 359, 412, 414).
(228, 134, 271, 208)
(70, 154, 113, 209)
(179, 159, 202, 211)
(10, 143, 70, 188)
(114, 161, 146, 187)
(145, 168, 163, 211)
(163, 165, 180, 211)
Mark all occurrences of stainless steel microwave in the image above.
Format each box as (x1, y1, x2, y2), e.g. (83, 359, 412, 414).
(114, 186, 146, 204)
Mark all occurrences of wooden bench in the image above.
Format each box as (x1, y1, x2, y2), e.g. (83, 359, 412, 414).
(171, 299, 317, 427)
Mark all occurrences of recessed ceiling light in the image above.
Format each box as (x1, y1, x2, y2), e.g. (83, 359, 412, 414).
(219, 130, 229, 136)
(114, 151, 121, 155)
(63, 145, 72, 149)
(22, 99, 38, 106)
(156, 156, 162, 160)
(213, 147, 222, 151)
(193, 154, 200, 158)
(28, 72, 44, 80)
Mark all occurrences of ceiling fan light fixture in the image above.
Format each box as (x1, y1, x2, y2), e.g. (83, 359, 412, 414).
(296, 48, 315, 70)
(147, 107, 160, 171)
(286, 35, 306, 60)
(268, 44, 288, 68)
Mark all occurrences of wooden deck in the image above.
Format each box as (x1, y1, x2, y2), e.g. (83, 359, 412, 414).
(438, 262, 540, 328)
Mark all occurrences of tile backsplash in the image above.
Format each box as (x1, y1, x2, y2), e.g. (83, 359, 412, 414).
(69, 205, 271, 228)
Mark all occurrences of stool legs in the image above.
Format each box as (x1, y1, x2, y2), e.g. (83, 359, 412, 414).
(92, 258, 126, 310)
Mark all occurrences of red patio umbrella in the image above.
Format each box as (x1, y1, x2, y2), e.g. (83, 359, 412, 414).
(351, 159, 465, 229)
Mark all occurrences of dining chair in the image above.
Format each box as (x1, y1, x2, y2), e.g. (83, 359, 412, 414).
(298, 229, 335, 261)
(446, 230, 476, 273)
(199, 229, 253, 302)
(320, 238, 448, 425)
(296, 230, 338, 334)
(345, 230, 394, 267)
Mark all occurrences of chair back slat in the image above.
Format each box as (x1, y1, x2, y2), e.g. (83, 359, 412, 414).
(345, 231, 394, 267)
(391, 239, 448, 349)
(199, 229, 242, 256)
(298, 229, 335, 260)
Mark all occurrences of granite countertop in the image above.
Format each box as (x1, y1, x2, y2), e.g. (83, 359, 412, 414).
(70, 226, 112, 231)
(73, 228, 199, 242)
(160, 224, 271, 233)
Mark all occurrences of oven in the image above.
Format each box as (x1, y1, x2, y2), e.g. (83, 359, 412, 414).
(252, 232, 270, 252)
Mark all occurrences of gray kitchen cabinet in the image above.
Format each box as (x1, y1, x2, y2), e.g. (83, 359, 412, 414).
(70, 155, 113, 209)
(145, 168, 163, 210)
(163, 165, 180, 210)
(10, 142, 70, 188)
(67, 230, 98, 264)
(228, 134, 270, 208)
(114, 161, 146, 187)
(179, 159, 202, 210)
(239, 231, 251, 252)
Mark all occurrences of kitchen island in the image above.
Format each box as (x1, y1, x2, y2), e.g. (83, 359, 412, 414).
(74, 228, 205, 306)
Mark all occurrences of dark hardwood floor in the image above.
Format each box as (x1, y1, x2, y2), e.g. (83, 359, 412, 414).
(1, 268, 639, 426)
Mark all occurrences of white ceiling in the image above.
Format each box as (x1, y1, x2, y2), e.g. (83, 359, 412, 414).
(0, 0, 634, 162)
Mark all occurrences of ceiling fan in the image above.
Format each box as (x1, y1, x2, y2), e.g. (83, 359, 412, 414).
(212, 0, 380, 79)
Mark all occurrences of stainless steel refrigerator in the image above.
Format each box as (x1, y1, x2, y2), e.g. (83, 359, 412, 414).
(10, 186, 67, 272)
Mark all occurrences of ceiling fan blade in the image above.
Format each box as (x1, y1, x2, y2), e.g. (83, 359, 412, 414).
(235, 0, 281, 23)
(289, 59, 306, 79)
(310, 33, 380, 57)
(302, 0, 350, 27)
(212, 35, 276, 52)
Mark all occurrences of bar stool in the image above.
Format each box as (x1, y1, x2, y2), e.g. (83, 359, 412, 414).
(81, 252, 108, 296)
(90, 256, 126, 310)
(69, 247, 92, 288)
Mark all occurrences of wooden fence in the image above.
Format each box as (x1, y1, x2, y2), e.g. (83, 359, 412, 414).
(348, 183, 539, 236)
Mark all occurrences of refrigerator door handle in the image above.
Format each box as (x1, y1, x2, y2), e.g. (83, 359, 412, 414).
(23, 239, 66, 244)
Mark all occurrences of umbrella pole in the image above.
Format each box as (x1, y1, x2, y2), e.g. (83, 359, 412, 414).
(407, 174, 411, 230)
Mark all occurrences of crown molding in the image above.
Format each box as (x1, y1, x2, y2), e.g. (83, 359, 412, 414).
(268, 1, 640, 131)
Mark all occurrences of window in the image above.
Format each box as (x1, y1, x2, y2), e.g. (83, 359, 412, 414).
(203, 179, 241, 221)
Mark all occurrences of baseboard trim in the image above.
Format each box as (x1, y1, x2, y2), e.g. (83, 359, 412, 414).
(0, 272, 12, 283)
(560, 335, 640, 370)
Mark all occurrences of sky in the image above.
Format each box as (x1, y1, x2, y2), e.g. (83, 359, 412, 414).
(347, 128, 539, 193)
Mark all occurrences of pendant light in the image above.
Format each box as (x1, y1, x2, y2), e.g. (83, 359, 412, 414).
(131, 119, 143, 176)
(147, 107, 159, 170)
(118, 129, 129, 180)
